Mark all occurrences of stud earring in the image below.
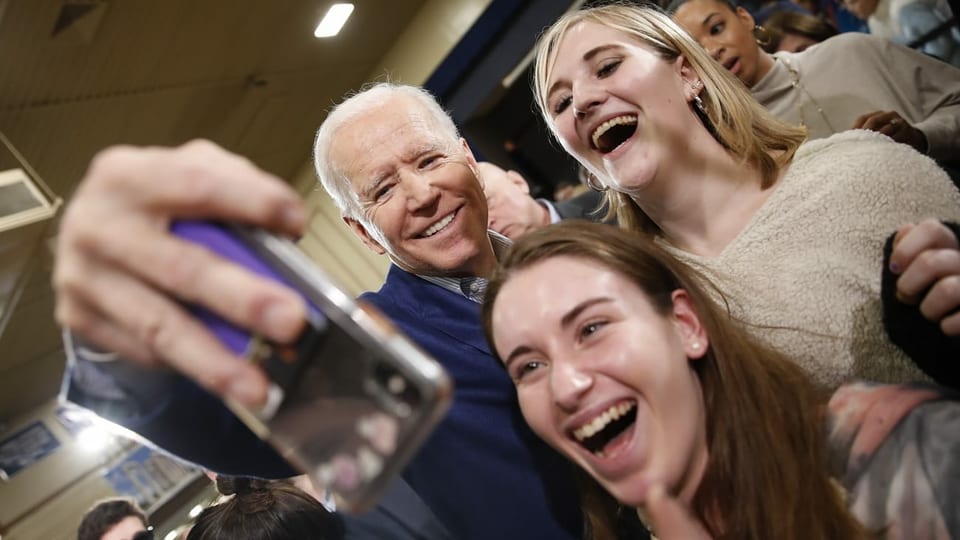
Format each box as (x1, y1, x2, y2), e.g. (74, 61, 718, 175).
(691, 342, 701, 351)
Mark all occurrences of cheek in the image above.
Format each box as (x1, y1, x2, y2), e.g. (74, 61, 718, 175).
(518, 389, 557, 443)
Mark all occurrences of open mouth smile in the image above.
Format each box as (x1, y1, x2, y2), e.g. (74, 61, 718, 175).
(591, 115, 638, 154)
(419, 208, 458, 238)
(571, 399, 638, 457)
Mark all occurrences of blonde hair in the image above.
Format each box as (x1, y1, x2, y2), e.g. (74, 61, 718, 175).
(532, 3, 807, 234)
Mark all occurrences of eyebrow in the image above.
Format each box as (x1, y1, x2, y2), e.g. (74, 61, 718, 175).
(501, 296, 613, 366)
(546, 44, 625, 101)
(702, 12, 722, 28)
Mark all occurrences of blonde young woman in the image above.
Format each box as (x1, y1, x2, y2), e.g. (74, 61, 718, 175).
(531, 3, 960, 390)
(481, 222, 960, 539)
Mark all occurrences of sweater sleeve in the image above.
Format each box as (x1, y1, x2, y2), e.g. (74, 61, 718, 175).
(882, 222, 960, 388)
(880, 38, 960, 162)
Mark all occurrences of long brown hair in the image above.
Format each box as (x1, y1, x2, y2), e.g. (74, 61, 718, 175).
(532, 3, 807, 234)
(481, 222, 867, 540)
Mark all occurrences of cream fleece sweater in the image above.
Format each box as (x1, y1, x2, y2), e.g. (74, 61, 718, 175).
(662, 130, 960, 389)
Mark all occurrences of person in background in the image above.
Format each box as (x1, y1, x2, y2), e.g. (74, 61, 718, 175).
(187, 476, 343, 540)
(479, 161, 608, 240)
(481, 222, 960, 539)
(669, 0, 960, 165)
(532, 3, 960, 389)
(842, 0, 960, 65)
(762, 9, 838, 51)
(78, 498, 151, 540)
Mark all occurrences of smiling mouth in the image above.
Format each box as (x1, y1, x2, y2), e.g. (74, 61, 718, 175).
(723, 57, 739, 72)
(419, 209, 457, 238)
(591, 115, 638, 154)
(571, 400, 638, 456)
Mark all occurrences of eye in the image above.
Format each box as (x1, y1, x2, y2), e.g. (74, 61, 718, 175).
(552, 95, 572, 115)
(578, 320, 607, 341)
(709, 22, 725, 35)
(419, 154, 442, 169)
(373, 181, 396, 202)
(512, 360, 546, 382)
(596, 58, 621, 78)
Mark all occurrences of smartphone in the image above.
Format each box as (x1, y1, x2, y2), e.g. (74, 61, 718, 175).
(170, 220, 452, 513)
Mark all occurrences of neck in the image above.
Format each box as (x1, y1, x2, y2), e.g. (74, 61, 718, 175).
(751, 51, 776, 88)
(537, 201, 552, 227)
(630, 136, 777, 256)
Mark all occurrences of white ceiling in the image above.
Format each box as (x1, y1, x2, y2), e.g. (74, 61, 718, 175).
(0, 0, 467, 425)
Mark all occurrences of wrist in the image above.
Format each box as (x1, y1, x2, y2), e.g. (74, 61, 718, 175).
(911, 127, 929, 155)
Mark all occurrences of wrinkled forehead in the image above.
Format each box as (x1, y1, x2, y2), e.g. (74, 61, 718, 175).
(330, 97, 457, 181)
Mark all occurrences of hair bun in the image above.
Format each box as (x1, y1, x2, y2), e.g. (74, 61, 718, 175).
(215, 476, 276, 513)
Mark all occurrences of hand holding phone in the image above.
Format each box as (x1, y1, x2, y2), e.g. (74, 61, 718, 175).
(171, 220, 452, 512)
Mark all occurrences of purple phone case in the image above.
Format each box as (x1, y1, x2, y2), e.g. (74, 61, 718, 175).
(170, 220, 325, 357)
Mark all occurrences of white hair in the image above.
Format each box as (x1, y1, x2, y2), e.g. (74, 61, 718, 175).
(312, 83, 461, 219)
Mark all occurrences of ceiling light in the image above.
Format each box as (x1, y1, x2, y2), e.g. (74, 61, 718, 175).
(314, 3, 354, 38)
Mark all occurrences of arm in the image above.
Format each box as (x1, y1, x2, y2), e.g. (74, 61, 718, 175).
(851, 36, 960, 161)
(885, 38, 960, 162)
(882, 220, 960, 387)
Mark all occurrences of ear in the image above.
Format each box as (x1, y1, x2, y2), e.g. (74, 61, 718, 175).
(670, 289, 709, 360)
(343, 216, 387, 255)
(459, 137, 480, 180)
(735, 6, 756, 28)
(506, 170, 531, 194)
(674, 56, 702, 102)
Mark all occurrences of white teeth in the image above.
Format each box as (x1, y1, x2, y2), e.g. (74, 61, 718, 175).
(573, 401, 635, 442)
(591, 115, 638, 150)
(421, 212, 455, 237)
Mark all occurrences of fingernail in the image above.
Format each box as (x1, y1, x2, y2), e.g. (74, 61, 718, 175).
(281, 203, 307, 232)
(889, 261, 900, 274)
(261, 299, 304, 340)
(227, 376, 266, 408)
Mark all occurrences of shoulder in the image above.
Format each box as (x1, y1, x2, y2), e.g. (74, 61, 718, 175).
(794, 129, 904, 164)
(790, 130, 952, 200)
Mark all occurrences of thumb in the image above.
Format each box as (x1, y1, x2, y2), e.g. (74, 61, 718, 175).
(644, 484, 713, 539)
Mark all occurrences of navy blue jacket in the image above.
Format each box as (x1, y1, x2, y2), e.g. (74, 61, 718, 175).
(359, 265, 582, 540)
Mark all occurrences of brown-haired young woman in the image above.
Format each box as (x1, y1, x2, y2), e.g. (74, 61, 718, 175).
(482, 221, 960, 539)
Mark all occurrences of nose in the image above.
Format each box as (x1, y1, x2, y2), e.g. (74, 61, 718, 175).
(706, 41, 724, 62)
(550, 358, 594, 412)
(402, 172, 439, 213)
(571, 81, 606, 120)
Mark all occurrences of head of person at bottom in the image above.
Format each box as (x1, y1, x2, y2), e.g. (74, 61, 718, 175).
(78, 497, 150, 540)
(480, 222, 867, 539)
(478, 161, 551, 240)
(186, 476, 343, 540)
(313, 83, 496, 279)
(532, 3, 805, 236)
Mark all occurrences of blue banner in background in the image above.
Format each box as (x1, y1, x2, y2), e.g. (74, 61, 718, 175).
(0, 421, 60, 480)
(104, 445, 201, 511)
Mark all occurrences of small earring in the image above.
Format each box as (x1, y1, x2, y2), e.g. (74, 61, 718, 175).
(584, 173, 609, 192)
(691, 342, 701, 351)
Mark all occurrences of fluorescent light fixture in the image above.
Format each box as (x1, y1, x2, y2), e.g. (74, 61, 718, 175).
(314, 3, 354, 38)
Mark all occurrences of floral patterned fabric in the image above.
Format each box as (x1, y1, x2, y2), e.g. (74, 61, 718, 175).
(827, 382, 960, 539)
